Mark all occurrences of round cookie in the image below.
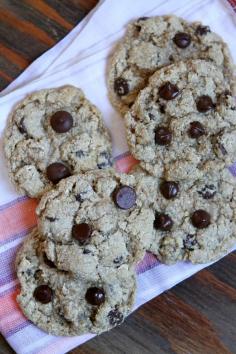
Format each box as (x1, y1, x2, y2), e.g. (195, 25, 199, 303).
(16, 228, 136, 336)
(36, 169, 156, 274)
(108, 15, 236, 114)
(4, 85, 112, 198)
(125, 60, 236, 179)
(133, 165, 236, 264)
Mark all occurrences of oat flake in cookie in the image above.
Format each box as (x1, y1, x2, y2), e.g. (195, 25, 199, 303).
(133, 166, 236, 264)
(36, 169, 156, 276)
(4, 86, 112, 198)
(108, 15, 236, 114)
(16, 228, 136, 336)
(125, 60, 236, 179)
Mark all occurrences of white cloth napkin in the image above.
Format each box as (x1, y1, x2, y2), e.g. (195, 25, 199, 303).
(0, 1, 236, 354)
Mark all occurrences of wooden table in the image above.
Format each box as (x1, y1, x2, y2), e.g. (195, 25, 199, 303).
(0, 1, 236, 353)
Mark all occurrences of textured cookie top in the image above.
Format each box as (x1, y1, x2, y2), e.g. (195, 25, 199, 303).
(36, 169, 155, 274)
(108, 15, 235, 114)
(125, 60, 236, 179)
(4, 86, 112, 198)
(16, 229, 136, 336)
(133, 165, 236, 264)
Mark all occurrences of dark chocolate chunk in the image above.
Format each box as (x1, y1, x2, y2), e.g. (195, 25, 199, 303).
(46, 162, 71, 184)
(50, 111, 73, 133)
(72, 223, 92, 245)
(160, 181, 179, 199)
(155, 126, 172, 145)
(188, 121, 205, 139)
(195, 25, 211, 35)
(85, 287, 105, 306)
(173, 32, 191, 48)
(191, 209, 211, 229)
(33, 285, 53, 304)
(154, 213, 173, 231)
(196, 95, 214, 112)
(114, 78, 129, 96)
(113, 186, 136, 210)
(159, 82, 179, 100)
(18, 118, 27, 134)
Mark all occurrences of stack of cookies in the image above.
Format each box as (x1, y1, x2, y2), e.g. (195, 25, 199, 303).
(3, 15, 236, 336)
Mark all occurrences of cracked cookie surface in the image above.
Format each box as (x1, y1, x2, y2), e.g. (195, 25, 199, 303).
(36, 169, 155, 274)
(4, 85, 112, 198)
(16, 228, 136, 336)
(108, 15, 235, 114)
(125, 60, 236, 179)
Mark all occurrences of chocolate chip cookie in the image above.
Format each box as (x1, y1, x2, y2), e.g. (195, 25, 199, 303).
(36, 169, 155, 274)
(16, 228, 136, 336)
(125, 60, 236, 179)
(108, 15, 235, 114)
(4, 86, 112, 198)
(133, 165, 236, 264)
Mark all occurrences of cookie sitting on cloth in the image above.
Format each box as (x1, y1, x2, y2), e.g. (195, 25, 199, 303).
(4, 85, 112, 198)
(108, 15, 236, 114)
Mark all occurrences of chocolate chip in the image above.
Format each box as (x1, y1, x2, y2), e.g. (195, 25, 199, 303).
(113, 186, 136, 210)
(46, 162, 71, 184)
(43, 253, 56, 268)
(159, 82, 179, 100)
(188, 121, 205, 139)
(114, 78, 129, 96)
(173, 32, 191, 48)
(50, 111, 73, 133)
(155, 126, 172, 145)
(196, 95, 214, 112)
(195, 25, 211, 35)
(72, 223, 92, 245)
(198, 184, 216, 199)
(183, 234, 197, 250)
(113, 256, 123, 265)
(83, 249, 92, 254)
(168, 55, 174, 62)
(154, 213, 173, 231)
(160, 181, 179, 199)
(108, 308, 124, 326)
(75, 194, 83, 202)
(45, 216, 56, 222)
(191, 209, 211, 229)
(159, 104, 166, 113)
(138, 16, 150, 21)
(33, 285, 53, 304)
(18, 118, 27, 134)
(85, 287, 105, 306)
(75, 150, 85, 157)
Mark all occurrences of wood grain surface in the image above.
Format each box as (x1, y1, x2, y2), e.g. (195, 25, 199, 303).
(0, 1, 236, 353)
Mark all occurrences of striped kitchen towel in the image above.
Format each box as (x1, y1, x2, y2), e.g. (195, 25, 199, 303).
(0, 0, 236, 353)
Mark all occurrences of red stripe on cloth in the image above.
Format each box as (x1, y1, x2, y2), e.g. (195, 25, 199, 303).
(115, 155, 139, 173)
(0, 288, 28, 335)
(227, 0, 236, 10)
(0, 198, 38, 242)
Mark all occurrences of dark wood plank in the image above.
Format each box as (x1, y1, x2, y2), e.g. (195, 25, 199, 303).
(0, 0, 97, 89)
(0, 2, 236, 354)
